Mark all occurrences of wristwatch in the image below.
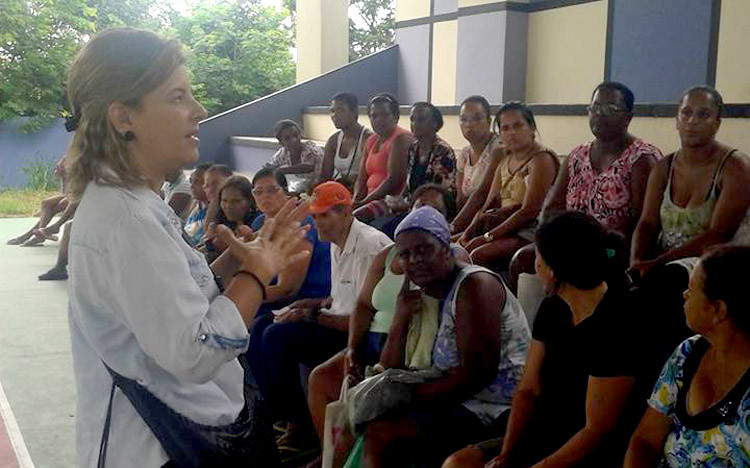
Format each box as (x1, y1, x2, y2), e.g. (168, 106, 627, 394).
(484, 232, 494, 242)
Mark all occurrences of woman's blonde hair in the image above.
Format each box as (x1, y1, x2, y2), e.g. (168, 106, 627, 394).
(65, 28, 185, 199)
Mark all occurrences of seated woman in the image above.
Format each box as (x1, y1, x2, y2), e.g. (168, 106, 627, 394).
(304, 184, 467, 468)
(204, 175, 257, 260)
(628, 85, 750, 380)
(624, 246, 750, 468)
(266, 119, 324, 194)
(318, 92, 372, 189)
(445, 212, 639, 468)
(371, 102, 457, 237)
(509, 81, 661, 292)
(200, 163, 233, 237)
(248, 167, 331, 310)
(449, 95, 504, 238)
(355, 206, 529, 468)
(630, 86, 750, 276)
(352, 93, 415, 223)
(387, 103, 457, 209)
(460, 102, 558, 270)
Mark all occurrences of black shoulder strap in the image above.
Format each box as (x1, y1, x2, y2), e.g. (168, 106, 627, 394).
(97, 380, 116, 468)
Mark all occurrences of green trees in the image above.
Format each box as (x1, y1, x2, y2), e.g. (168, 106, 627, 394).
(0, 0, 392, 129)
(172, 1, 294, 116)
(349, 0, 395, 61)
(0, 0, 294, 129)
(0, 0, 95, 131)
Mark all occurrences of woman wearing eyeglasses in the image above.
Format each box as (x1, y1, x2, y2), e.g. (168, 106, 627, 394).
(542, 82, 662, 239)
(248, 167, 331, 308)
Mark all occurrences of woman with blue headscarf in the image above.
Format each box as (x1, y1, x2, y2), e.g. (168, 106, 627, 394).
(359, 206, 530, 468)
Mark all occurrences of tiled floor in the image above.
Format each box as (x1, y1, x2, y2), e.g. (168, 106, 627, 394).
(0, 218, 75, 468)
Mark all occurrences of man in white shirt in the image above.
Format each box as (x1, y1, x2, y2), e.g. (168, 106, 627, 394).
(244, 181, 392, 455)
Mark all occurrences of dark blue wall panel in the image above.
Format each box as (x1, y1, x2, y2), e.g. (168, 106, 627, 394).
(609, 0, 712, 102)
(0, 118, 71, 188)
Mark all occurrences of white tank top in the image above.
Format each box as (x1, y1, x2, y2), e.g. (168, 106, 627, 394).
(333, 127, 366, 181)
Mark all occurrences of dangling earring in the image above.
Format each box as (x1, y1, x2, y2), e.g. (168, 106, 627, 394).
(121, 131, 135, 141)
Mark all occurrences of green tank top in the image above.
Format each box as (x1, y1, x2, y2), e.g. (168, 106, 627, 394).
(369, 246, 404, 334)
(658, 149, 736, 251)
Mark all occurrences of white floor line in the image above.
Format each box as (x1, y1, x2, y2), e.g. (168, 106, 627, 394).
(0, 380, 35, 468)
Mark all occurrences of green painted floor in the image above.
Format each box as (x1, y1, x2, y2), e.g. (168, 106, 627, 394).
(0, 218, 76, 468)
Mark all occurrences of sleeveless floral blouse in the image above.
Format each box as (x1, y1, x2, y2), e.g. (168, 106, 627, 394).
(566, 139, 662, 234)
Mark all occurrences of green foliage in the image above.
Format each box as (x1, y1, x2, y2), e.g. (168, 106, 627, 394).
(0, 0, 96, 132)
(171, 0, 295, 116)
(21, 156, 60, 191)
(1, 0, 295, 129)
(349, 0, 394, 61)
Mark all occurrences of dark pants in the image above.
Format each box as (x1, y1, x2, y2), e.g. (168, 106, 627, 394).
(633, 263, 692, 388)
(243, 313, 348, 426)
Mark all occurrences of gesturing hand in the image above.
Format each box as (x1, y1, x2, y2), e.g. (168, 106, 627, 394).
(216, 199, 311, 285)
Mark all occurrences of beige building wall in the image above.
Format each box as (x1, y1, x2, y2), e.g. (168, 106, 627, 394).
(303, 112, 750, 159)
(715, 0, 750, 103)
(526, 1, 607, 104)
(431, 21, 458, 106)
(296, 0, 349, 83)
(395, 0, 431, 22)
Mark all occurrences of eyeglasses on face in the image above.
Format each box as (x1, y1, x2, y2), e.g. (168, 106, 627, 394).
(587, 104, 627, 116)
(251, 186, 281, 196)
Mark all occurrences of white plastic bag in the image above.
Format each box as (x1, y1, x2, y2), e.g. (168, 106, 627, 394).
(322, 378, 350, 468)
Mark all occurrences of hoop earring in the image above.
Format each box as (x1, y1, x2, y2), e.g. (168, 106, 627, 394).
(121, 131, 135, 141)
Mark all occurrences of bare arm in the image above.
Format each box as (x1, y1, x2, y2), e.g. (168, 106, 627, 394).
(264, 238, 313, 303)
(627, 154, 657, 241)
(630, 158, 669, 265)
(487, 153, 557, 239)
(203, 198, 220, 234)
(498, 340, 546, 459)
(530, 376, 634, 468)
(413, 272, 504, 403)
(462, 163, 504, 237)
(379, 276, 416, 369)
(452, 148, 503, 232)
(623, 408, 673, 468)
(348, 247, 390, 351)
(455, 167, 466, 209)
(358, 134, 415, 206)
(352, 141, 370, 203)
(646, 152, 750, 266)
(316, 313, 350, 332)
(540, 156, 570, 223)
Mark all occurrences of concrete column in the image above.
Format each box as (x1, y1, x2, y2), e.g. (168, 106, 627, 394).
(296, 0, 350, 83)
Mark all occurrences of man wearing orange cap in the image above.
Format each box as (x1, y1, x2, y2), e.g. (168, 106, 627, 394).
(248, 181, 392, 456)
